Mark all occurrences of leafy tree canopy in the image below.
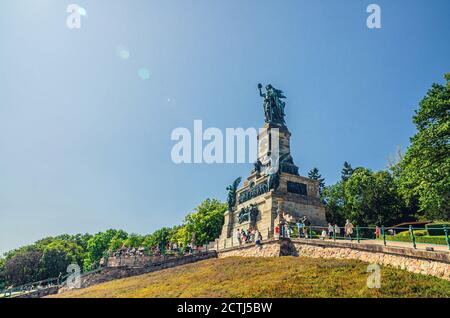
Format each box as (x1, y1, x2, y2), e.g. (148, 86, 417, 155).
(397, 74, 450, 220)
(183, 199, 227, 246)
(308, 167, 325, 195)
(0, 199, 227, 288)
(323, 169, 413, 227)
(142, 227, 172, 250)
(341, 161, 354, 181)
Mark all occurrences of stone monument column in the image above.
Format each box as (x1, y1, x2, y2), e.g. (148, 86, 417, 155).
(257, 125, 287, 165)
(214, 83, 327, 250)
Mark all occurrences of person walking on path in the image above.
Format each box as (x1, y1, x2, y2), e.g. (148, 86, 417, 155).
(321, 228, 327, 240)
(255, 230, 262, 247)
(302, 216, 310, 239)
(236, 229, 242, 246)
(327, 223, 334, 239)
(345, 219, 354, 241)
(284, 223, 292, 238)
(297, 220, 303, 238)
(334, 224, 340, 238)
(375, 226, 381, 239)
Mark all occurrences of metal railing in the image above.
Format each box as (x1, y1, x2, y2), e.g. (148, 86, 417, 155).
(277, 224, 450, 251)
(0, 265, 104, 299)
(0, 275, 63, 298)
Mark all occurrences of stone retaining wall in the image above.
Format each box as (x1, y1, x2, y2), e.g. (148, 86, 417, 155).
(218, 239, 450, 281)
(217, 241, 281, 258)
(106, 253, 184, 268)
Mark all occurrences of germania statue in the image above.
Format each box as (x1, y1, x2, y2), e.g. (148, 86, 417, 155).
(258, 83, 287, 126)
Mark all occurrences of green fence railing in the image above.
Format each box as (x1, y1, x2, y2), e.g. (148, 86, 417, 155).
(0, 265, 104, 299)
(0, 276, 61, 298)
(276, 223, 450, 251)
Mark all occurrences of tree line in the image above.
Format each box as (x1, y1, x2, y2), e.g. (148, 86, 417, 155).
(309, 74, 449, 226)
(0, 199, 226, 289)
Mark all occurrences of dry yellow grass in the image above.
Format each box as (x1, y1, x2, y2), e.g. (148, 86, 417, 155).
(51, 257, 450, 298)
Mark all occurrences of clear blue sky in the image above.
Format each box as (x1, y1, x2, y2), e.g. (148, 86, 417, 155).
(1, 0, 449, 254)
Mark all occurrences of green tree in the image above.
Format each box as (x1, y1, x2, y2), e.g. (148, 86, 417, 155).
(323, 168, 411, 226)
(123, 233, 144, 248)
(108, 231, 128, 251)
(39, 240, 84, 279)
(398, 74, 450, 220)
(184, 199, 227, 246)
(0, 258, 6, 290)
(4, 249, 42, 286)
(343, 169, 406, 226)
(170, 225, 190, 248)
(308, 167, 325, 195)
(70, 233, 93, 251)
(322, 182, 345, 224)
(341, 161, 354, 181)
(142, 227, 172, 251)
(83, 229, 126, 270)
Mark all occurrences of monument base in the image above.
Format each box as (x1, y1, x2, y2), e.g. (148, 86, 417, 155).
(217, 172, 326, 250)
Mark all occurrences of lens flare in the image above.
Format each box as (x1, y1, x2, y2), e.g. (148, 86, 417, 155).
(116, 46, 130, 60)
(78, 7, 87, 16)
(138, 68, 150, 80)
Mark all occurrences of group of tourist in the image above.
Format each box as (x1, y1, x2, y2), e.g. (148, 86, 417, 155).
(319, 220, 355, 240)
(275, 218, 358, 241)
(234, 217, 359, 247)
(166, 241, 196, 254)
(236, 228, 263, 246)
(110, 241, 199, 258)
(275, 216, 312, 239)
(111, 245, 146, 257)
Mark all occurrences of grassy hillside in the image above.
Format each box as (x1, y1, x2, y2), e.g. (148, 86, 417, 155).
(51, 257, 450, 298)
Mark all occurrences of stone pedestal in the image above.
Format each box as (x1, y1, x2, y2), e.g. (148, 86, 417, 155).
(218, 173, 326, 248)
(217, 122, 326, 250)
(257, 124, 299, 175)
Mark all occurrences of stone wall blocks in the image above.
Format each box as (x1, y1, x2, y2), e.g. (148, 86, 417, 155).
(218, 240, 450, 281)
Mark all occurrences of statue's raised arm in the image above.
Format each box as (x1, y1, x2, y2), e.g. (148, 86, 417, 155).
(257, 83, 265, 98)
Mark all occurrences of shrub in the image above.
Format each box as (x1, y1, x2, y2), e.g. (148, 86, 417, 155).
(382, 235, 447, 246)
(412, 230, 427, 237)
(426, 223, 450, 236)
(396, 230, 427, 238)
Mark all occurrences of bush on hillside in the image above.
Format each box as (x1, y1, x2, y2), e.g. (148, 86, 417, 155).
(426, 223, 450, 236)
(381, 234, 447, 246)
